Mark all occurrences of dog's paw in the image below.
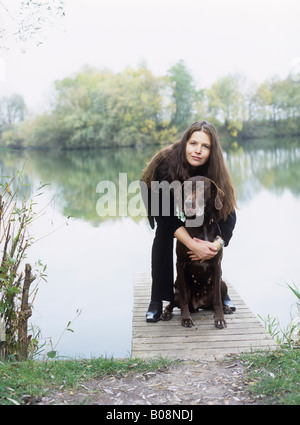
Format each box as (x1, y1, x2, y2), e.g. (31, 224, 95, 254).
(214, 317, 227, 329)
(223, 305, 233, 314)
(181, 317, 194, 328)
(161, 311, 172, 321)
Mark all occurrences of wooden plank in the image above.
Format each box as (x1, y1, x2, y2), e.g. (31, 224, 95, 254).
(131, 273, 278, 360)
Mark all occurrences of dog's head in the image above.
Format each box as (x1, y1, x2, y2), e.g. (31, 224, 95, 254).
(183, 176, 224, 224)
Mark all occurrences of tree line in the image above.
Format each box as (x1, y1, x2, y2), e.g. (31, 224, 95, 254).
(1, 60, 300, 150)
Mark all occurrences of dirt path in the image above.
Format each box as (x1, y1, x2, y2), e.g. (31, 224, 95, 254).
(35, 357, 264, 405)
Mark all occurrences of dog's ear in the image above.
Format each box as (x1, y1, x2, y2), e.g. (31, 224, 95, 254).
(214, 188, 224, 210)
(210, 180, 224, 210)
(210, 180, 225, 211)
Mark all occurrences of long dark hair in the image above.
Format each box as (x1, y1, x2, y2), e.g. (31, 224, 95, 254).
(142, 121, 237, 220)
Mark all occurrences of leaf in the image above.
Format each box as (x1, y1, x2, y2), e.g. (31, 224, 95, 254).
(6, 397, 20, 405)
(5, 182, 11, 196)
(287, 284, 300, 300)
(128, 362, 138, 369)
(37, 182, 51, 191)
(47, 350, 57, 358)
(12, 287, 20, 294)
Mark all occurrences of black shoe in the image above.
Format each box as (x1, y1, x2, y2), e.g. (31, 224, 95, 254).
(223, 294, 236, 312)
(146, 301, 162, 322)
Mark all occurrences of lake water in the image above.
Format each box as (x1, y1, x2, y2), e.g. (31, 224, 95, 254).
(1, 140, 300, 359)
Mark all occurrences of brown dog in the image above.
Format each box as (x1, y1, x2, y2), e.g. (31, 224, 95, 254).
(162, 176, 232, 328)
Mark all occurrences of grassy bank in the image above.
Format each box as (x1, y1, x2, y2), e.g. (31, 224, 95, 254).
(0, 356, 173, 405)
(240, 283, 300, 405)
(1, 347, 299, 405)
(240, 347, 300, 405)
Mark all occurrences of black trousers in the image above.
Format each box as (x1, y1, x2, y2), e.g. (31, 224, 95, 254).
(151, 224, 175, 302)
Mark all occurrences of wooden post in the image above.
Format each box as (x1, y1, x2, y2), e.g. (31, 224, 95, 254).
(17, 263, 36, 361)
(0, 319, 6, 360)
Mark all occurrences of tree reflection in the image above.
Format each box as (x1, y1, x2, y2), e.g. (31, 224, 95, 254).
(1, 137, 300, 224)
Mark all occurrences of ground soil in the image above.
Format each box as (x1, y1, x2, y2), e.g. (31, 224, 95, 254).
(33, 357, 267, 405)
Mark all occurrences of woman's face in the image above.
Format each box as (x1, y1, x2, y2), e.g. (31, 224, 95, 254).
(185, 130, 211, 167)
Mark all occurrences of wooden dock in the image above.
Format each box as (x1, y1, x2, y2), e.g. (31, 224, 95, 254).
(132, 273, 278, 360)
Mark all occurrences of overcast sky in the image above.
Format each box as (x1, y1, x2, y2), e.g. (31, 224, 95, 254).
(1, 0, 300, 111)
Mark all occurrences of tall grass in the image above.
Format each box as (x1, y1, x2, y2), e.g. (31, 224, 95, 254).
(258, 283, 300, 347)
(241, 283, 300, 405)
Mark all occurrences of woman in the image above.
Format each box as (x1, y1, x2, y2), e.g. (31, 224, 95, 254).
(141, 121, 237, 322)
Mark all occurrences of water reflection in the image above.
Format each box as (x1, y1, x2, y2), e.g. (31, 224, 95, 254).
(1, 139, 300, 357)
(3, 141, 300, 220)
(226, 146, 300, 202)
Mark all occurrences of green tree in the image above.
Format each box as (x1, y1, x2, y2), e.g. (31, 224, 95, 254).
(0, 94, 27, 148)
(53, 67, 114, 148)
(3, 67, 300, 149)
(269, 78, 300, 122)
(206, 75, 246, 137)
(247, 81, 273, 122)
(109, 65, 176, 146)
(167, 60, 197, 133)
(0, 94, 26, 131)
(26, 65, 177, 149)
(245, 77, 300, 136)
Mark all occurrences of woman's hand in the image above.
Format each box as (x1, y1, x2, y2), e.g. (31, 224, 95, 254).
(174, 227, 220, 263)
(187, 237, 219, 262)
